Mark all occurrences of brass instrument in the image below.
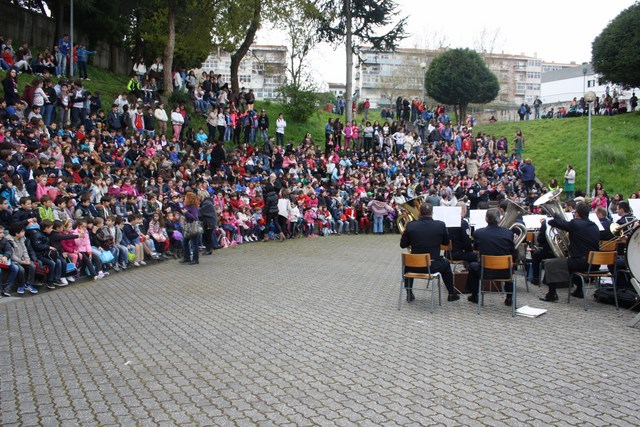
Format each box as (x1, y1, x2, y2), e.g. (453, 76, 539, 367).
(498, 199, 528, 248)
(599, 218, 639, 250)
(397, 195, 426, 234)
(533, 188, 570, 258)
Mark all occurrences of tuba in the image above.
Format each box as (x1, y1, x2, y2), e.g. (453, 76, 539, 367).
(397, 195, 426, 234)
(498, 199, 528, 248)
(533, 188, 570, 258)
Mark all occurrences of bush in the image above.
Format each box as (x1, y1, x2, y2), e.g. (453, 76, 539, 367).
(277, 84, 321, 123)
(167, 90, 191, 109)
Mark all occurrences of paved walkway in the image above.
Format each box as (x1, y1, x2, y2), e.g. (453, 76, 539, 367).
(1, 235, 640, 426)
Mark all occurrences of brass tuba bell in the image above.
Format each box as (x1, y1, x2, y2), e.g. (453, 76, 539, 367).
(397, 195, 427, 234)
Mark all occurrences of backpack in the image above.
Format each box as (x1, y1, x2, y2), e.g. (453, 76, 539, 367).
(594, 287, 639, 310)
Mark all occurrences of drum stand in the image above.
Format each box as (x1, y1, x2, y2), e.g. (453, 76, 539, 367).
(628, 278, 640, 328)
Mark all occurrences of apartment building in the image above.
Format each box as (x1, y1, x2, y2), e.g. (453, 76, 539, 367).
(355, 47, 580, 118)
(200, 45, 287, 101)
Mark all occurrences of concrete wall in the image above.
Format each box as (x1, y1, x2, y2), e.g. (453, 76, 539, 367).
(0, 3, 132, 75)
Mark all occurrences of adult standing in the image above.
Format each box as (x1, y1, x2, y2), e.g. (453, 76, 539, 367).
(263, 174, 285, 242)
(258, 109, 269, 144)
(363, 98, 370, 120)
(514, 129, 524, 161)
(540, 202, 599, 301)
(563, 164, 576, 201)
(519, 158, 536, 191)
(275, 113, 286, 147)
(399, 202, 460, 302)
(180, 191, 201, 265)
(465, 208, 516, 306)
(2, 69, 20, 106)
(533, 96, 542, 119)
(198, 190, 219, 255)
(57, 34, 70, 77)
(517, 103, 526, 121)
(367, 193, 392, 235)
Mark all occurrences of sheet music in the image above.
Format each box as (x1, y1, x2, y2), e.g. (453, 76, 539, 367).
(522, 214, 547, 230)
(433, 206, 462, 228)
(628, 199, 640, 216)
(588, 213, 605, 231)
(469, 209, 488, 229)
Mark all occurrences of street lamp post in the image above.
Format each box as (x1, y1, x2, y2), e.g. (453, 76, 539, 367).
(420, 61, 427, 106)
(582, 62, 588, 95)
(584, 90, 596, 195)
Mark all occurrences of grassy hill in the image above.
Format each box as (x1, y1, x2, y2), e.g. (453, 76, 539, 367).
(473, 114, 640, 197)
(3, 65, 639, 196)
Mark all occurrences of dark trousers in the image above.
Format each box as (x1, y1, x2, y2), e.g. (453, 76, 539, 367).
(466, 262, 512, 297)
(548, 257, 590, 294)
(265, 211, 282, 235)
(405, 257, 455, 295)
(531, 248, 553, 283)
(16, 262, 36, 286)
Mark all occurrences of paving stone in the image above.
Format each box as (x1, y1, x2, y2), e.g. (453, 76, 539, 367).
(1, 236, 640, 425)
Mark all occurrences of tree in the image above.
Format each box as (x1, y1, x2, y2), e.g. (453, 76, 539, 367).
(424, 48, 499, 123)
(278, 4, 322, 88)
(317, 0, 408, 123)
(592, 3, 640, 88)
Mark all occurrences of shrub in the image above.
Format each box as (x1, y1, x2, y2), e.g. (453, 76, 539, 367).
(277, 84, 321, 123)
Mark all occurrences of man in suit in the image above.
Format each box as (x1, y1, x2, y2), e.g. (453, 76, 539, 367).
(531, 219, 555, 286)
(612, 201, 637, 289)
(466, 208, 516, 306)
(400, 202, 460, 302)
(541, 201, 600, 301)
(448, 202, 477, 264)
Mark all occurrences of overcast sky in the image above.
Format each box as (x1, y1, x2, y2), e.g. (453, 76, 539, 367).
(257, 0, 633, 86)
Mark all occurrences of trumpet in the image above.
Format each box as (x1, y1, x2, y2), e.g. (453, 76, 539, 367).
(599, 218, 639, 250)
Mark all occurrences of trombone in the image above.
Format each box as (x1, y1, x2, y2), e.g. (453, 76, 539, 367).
(599, 218, 639, 250)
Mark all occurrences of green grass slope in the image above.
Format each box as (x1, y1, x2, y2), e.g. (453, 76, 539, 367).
(474, 113, 640, 197)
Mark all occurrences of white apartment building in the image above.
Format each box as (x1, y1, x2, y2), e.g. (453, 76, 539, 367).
(201, 45, 287, 101)
(355, 47, 580, 116)
(541, 63, 608, 104)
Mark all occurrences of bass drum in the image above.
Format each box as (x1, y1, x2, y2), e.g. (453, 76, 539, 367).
(626, 226, 640, 281)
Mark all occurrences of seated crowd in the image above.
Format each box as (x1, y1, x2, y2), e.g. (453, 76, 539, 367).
(1, 34, 639, 300)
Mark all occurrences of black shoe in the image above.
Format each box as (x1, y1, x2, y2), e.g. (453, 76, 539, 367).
(46, 282, 57, 290)
(539, 293, 559, 302)
(189, 260, 199, 265)
(467, 294, 479, 304)
(1, 288, 10, 297)
(448, 294, 460, 302)
(531, 279, 540, 286)
(406, 290, 415, 302)
(179, 259, 191, 264)
(571, 289, 584, 299)
(204, 250, 213, 255)
(504, 297, 513, 306)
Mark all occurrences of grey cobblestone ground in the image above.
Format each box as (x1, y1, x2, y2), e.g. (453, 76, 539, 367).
(1, 235, 640, 426)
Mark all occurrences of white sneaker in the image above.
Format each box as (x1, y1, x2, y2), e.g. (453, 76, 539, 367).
(96, 271, 106, 279)
(66, 276, 75, 282)
(243, 236, 250, 242)
(59, 277, 68, 285)
(134, 261, 140, 267)
(140, 260, 147, 266)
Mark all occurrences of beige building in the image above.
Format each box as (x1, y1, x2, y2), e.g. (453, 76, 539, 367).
(201, 45, 287, 101)
(356, 47, 580, 120)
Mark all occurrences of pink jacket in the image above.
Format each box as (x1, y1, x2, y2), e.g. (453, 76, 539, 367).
(74, 228, 92, 252)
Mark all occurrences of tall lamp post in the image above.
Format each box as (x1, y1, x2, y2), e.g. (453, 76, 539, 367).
(582, 62, 588, 95)
(420, 61, 427, 106)
(584, 90, 596, 195)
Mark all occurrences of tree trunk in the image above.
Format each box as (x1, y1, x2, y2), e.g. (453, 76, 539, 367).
(458, 104, 466, 126)
(109, 44, 117, 73)
(230, 0, 261, 95)
(163, 0, 176, 96)
(345, 0, 353, 124)
(133, 8, 144, 63)
(54, 0, 65, 40)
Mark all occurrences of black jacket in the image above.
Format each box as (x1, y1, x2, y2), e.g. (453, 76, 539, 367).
(399, 216, 448, 260)
(473, 224, 516, 257)
(548, 216, 599, 259)
(199, 198, 218, 228)
(26, 229, 51, 256)
(0, 237, 14, 259)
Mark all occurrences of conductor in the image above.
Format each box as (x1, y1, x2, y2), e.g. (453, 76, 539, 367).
(400, 202, 460, 302)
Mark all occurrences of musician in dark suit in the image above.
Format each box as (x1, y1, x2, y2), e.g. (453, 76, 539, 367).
(448, 202, 477, 264)
(612, 201, 636, 289)
(595, 207, 615, 241)
(466, 209, 517, 306)
(531, 219, 555, 286)
(541, 201, 600, 301)
(400, 202, 460, 302)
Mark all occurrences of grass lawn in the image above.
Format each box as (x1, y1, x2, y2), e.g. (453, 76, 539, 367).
(3, 65, 639, 196)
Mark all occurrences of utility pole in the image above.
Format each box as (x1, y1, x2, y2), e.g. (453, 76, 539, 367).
(345, 0, 353, 124)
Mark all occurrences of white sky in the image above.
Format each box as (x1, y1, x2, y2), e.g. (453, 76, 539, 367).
(257, 0, 634, 86)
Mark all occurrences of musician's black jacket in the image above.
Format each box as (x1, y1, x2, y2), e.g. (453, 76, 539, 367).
(400, 216, 448, 260)
(473, 224, 515, 258)
(548, 216, 599, 258)
(449, 219, 473, 254)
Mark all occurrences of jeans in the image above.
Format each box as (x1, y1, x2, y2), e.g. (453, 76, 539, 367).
(43, 104, 56, 126)
(373, 214, 384, 234)
(37, 255, 62, 283)
(276, 132, 284, 146)
(1, 263, 19, 290)
(71, 107, 86, 127)
(16, 262, 36, 287)
(78, 61, 88, 79)
(182, 234, 200, 262)
(56, 53, 67, 76)
(260, 129, 268, 143)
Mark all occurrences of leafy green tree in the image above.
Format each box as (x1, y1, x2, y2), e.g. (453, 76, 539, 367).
(592, 3, 640, 88)
(424, 48, 499, 122)
(317, 0, 408, 123)
(277, 84, 321, 123)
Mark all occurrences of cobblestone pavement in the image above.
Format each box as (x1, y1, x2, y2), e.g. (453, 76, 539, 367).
(2, 235, 640, 426)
